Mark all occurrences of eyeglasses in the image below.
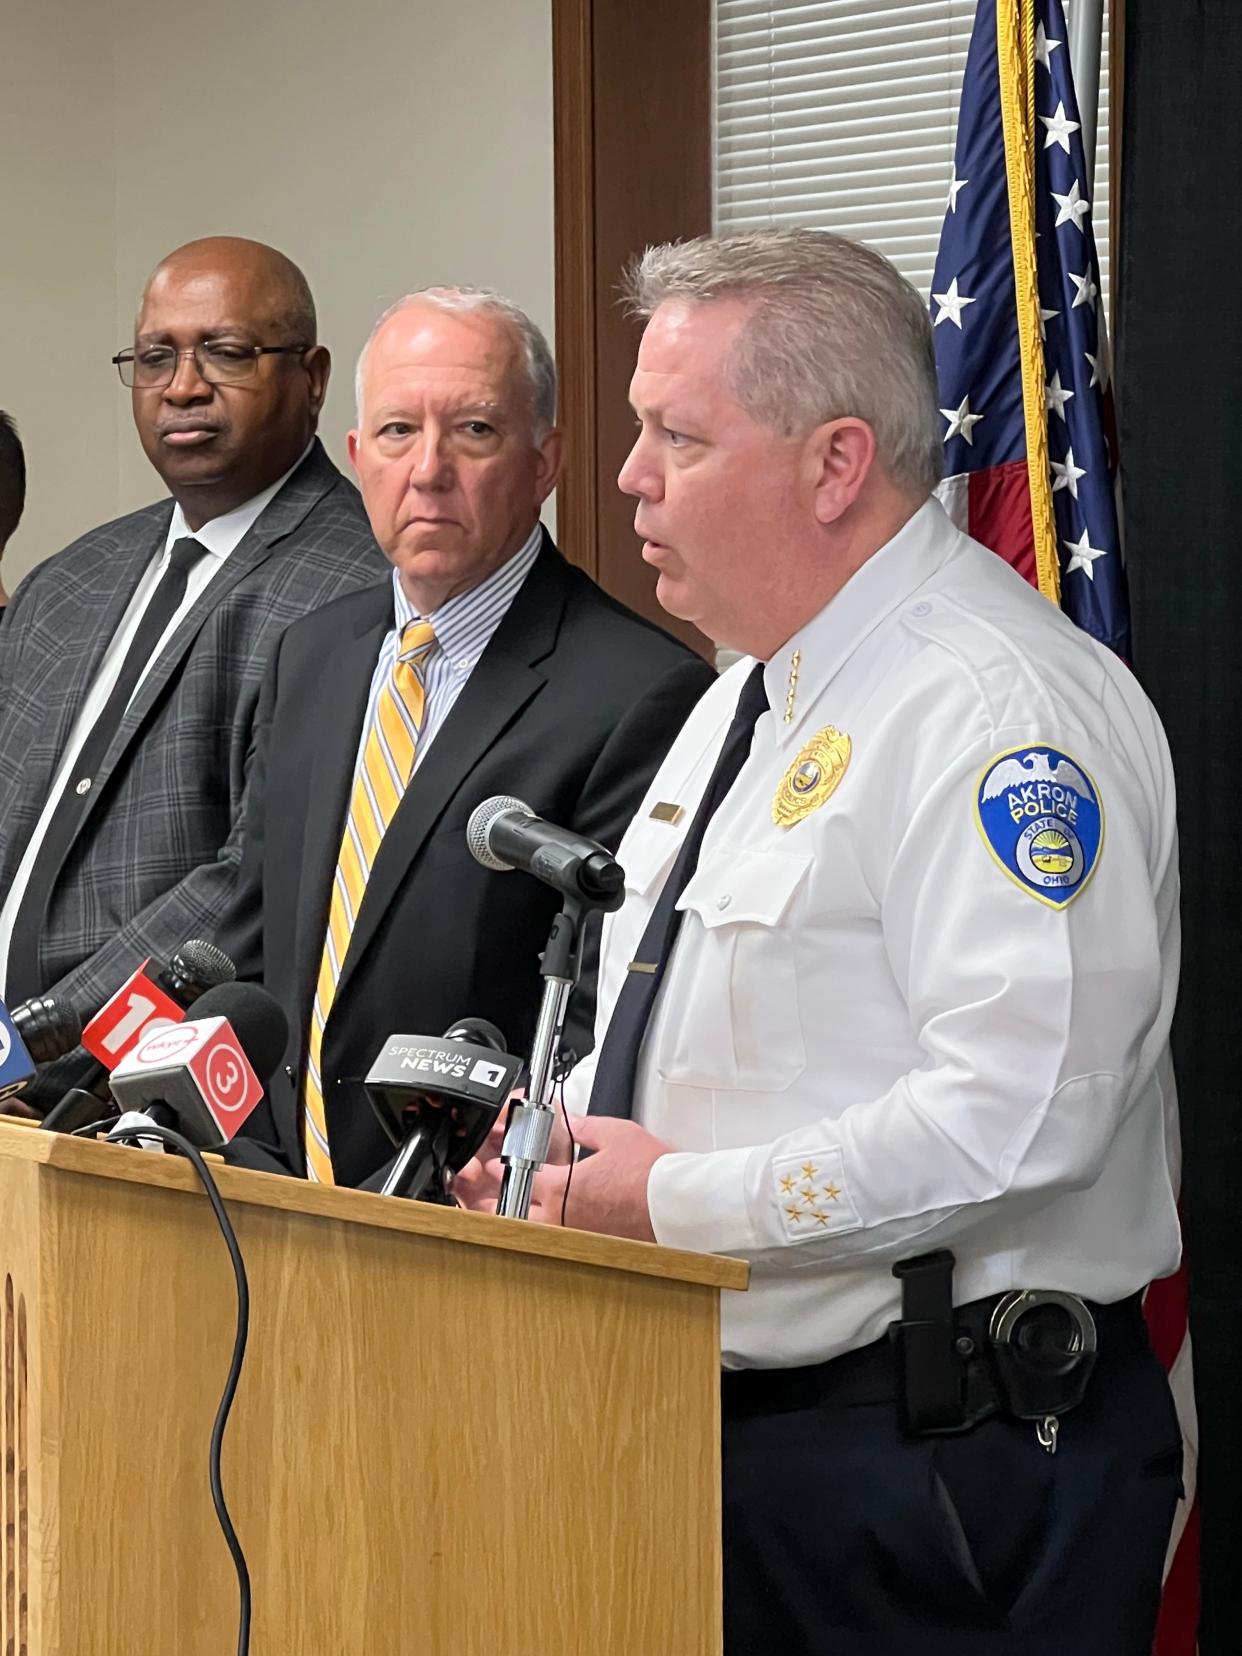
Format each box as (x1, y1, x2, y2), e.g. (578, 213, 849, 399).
(111, 341, 308, 389)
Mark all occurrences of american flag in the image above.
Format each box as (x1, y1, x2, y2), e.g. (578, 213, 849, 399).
(929, 1, 1198, 1648)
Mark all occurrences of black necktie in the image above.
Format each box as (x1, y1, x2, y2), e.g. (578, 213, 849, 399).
(6, 536, 210, 1000)
(587, 661, 769, 1120)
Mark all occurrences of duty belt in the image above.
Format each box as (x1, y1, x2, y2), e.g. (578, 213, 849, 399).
(721, 1251, 1143, 1458)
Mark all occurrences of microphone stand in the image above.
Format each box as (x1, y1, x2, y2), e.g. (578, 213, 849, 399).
(495, 900, 583, 1221)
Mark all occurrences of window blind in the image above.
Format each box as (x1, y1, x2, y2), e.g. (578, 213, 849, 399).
(714, 0, 1111, 309)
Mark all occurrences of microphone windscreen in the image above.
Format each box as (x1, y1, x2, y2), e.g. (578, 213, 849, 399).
(466, 795, 531, 870)
(443, 1017, 507, 1051)
(13, 996, 83, 1064)
(171, 939, 237, 999)
(189, 982, 289, 1084)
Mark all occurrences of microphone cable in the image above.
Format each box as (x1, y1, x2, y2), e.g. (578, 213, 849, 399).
(553, 1058, 577, 1229)
(73, 1117, 252, 1655)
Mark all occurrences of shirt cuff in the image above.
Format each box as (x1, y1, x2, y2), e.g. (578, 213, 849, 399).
(647, 1146, 759, 1256)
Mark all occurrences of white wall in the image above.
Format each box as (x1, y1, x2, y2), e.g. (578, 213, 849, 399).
(0, 0, 555, 591)
(0, 0, 120, 592)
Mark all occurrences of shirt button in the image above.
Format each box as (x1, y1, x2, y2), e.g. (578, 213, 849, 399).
(75, 778, 92, 796)
(910, 600, 933, 617)
(716, 893, 732, 911)
(456, 658, 470, 671)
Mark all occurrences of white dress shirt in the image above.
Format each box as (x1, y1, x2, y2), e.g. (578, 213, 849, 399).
(565, 499, 1182, 1370)
(0, 448, 308, 995)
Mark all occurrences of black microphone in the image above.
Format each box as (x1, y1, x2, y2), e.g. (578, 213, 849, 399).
(466, 796, 625, 910)
(106, 982, 288, 1151)
(10, 996, 83, 1066)
(365, 1018, 523, 1202)
(39, 940, 238, 1135)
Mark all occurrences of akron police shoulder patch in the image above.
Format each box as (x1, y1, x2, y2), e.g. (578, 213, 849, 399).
(974, 745, 1104, 908)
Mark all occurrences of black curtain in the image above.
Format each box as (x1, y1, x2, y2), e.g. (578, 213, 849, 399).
(1119, 4, 1242, 1648)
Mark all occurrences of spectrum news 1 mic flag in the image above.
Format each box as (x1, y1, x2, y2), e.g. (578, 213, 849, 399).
(929, 4, 1197, 1649)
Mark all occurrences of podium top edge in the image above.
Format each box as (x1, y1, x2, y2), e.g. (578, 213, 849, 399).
(0, 1119, 749, 1293)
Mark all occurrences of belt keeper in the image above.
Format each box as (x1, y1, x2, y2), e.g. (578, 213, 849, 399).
(890, 1249, 966, 1435)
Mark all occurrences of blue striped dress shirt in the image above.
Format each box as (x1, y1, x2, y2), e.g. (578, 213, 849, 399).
(350, 524, 543, 787)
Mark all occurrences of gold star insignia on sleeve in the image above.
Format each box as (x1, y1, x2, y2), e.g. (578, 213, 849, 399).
(785, 1206, 803, 1223)
(812, 1211, 830, 1227)
(801, 1163, 818, 1180)
(780, 1175, 796, 1194)
(800, 1184, 817, 1203)
(822, 1184, 841, 1202)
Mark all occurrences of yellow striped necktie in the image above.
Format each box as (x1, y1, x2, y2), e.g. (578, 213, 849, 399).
(301, 619, 438, 1184)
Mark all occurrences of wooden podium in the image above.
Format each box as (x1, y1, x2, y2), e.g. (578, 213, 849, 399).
(0, 1120, 747, 1655)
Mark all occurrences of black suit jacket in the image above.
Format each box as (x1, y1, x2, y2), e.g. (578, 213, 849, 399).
(221, 533, 715, 1187)
(0, 441, 387, 1108)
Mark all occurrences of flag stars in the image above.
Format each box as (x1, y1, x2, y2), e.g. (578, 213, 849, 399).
(1034, 22, 1062, 70)
(1040, 306, 1061, 339)
(1052, 178, 1090, 232)
(1050, 447, 1088, 499)
(1086, 342, 1111, 389)
(1069, 267, 1099, 310)
(1046, 371, 1075, 420)
(948, 173, 969, 212)
(932, 277, 978, 328)
(1064, 527, 1109, 579)
(941, 395, 984, 445)
(1039, 100, 1081, 154)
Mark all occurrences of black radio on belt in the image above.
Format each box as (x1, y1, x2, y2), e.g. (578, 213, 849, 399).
(889, 1250, 1098, 1451)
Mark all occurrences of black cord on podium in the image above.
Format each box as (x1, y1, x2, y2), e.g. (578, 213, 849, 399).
(74, 1117, 252, 1656)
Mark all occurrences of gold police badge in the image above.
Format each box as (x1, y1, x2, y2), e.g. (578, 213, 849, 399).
(772, 726, 852, 826)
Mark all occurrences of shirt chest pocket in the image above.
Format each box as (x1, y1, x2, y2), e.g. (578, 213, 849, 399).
(654, 847, 811, 1093)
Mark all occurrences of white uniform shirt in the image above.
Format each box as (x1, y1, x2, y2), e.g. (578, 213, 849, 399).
(564, 500, 1181, 1370)
(0, 450, 309, 996)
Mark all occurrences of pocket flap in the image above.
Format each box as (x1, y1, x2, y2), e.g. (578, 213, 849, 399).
(678, 848, 812, 929)
(619, 820, 684, 896)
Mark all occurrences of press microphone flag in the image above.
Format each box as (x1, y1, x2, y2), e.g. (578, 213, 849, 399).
(81, 942, 237, 1073)
(0, 999, 37, 1104)
(108, 1018, 260, 1147)
(366, 1019, 522, 1201)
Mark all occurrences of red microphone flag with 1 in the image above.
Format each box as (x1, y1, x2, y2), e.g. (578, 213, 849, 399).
(81, 959, 188, 1070)
(0, 999, 36, 1104)
(108, 1017, 263, 1147)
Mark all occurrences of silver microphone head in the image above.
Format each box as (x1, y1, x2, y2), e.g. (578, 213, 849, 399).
(466, 795, 533, 871)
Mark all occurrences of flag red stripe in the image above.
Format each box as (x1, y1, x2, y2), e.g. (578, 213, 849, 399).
(1155, 1500, 1201, 1655)
(1144, 1263, 1189, 1373)
(968, 462, 1040, 587)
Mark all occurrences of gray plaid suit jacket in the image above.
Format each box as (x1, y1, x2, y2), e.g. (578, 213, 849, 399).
(0, 438, 387, 1108)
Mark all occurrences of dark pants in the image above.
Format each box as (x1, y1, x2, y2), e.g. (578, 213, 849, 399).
(722, 1303, 1183, 1655)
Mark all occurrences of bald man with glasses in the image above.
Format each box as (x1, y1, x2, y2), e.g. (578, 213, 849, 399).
(0, 236, 386, 1112)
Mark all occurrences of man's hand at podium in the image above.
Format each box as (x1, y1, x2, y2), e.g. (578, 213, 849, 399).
(454, 1092, 573, 1213)
(456, 1110, 670, 1243)
(529, 1116, 668, 1241)
(2, 1098, 41, 1121)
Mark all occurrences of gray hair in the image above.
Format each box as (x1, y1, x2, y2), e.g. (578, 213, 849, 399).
(623, 229, 942, 496)
(354, 287, 556, 440)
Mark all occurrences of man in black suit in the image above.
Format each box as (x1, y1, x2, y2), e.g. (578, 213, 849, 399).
(222, 288, 715, 1188)
(0, 410, 25, 618)
(0, 238, 386, 1110)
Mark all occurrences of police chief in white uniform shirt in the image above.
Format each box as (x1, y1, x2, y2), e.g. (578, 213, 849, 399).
(459, 229, 1184, 1656)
